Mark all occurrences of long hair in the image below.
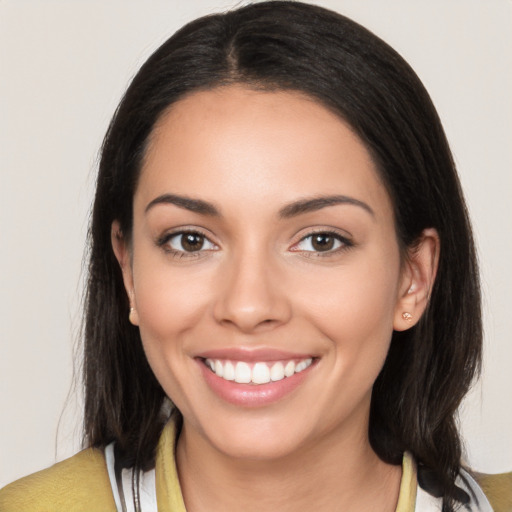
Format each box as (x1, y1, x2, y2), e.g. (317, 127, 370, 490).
(84, 2, 482, 508)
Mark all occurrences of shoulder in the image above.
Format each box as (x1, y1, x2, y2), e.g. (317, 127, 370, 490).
(0, 447, 116, 512)
(474, 471, 512, 512)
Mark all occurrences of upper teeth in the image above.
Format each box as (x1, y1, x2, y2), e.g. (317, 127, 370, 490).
(205, 358, 313, 384)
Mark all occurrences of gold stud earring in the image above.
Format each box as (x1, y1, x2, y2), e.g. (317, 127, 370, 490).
(402, 312, 413, 322)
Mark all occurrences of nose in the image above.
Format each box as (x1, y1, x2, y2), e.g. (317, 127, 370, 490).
(212, 248, 292, 334)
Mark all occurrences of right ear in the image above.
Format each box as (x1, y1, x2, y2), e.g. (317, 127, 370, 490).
(111, 220, 139, 325)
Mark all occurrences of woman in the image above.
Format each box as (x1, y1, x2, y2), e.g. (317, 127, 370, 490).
(0, 1, 507, 511)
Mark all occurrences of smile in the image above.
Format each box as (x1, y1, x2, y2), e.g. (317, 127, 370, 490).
(204, 358, 314, 385)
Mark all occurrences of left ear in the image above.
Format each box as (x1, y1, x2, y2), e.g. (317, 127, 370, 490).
(393, 228, 440, 331)
(111, 220, 139, 326)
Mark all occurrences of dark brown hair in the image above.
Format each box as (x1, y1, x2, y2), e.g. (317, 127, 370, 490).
(83, 2, 481, 510)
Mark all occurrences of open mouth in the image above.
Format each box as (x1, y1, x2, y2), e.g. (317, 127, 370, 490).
(203, 358, 314, 385)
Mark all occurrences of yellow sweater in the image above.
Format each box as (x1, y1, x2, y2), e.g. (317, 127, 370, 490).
(0, 421, 509, 511)
(0, 447, 116, 511)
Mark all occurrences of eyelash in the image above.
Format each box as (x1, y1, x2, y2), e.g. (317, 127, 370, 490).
(156, 229, 353, 259)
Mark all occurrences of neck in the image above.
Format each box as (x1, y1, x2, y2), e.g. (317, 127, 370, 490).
(176, 419, 402, 512)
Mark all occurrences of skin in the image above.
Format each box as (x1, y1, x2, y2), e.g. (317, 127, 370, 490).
(112, 85, 439, 512)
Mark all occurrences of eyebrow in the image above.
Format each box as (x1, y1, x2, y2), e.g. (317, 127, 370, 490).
(145, 194, 220, 216)
(279, 195, 375, 218)
(144, 193, 374, 218)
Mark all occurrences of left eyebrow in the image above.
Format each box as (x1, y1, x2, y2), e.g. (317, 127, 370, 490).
(278, 195, 375, 218)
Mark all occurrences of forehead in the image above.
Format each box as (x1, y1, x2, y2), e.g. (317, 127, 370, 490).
(137, 85, 393, 220)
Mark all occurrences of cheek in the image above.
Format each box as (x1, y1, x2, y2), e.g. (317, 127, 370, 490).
(130, 253, 216, 411)
(132, 255, 214, 341)
(294, 251, 401, 368)
(294, 257, 400, 424)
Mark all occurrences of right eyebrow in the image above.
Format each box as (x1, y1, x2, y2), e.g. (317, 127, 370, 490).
(145, 194, 220, 216)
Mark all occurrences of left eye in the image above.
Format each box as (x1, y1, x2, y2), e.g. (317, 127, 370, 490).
(294, 233, 345, 252)
(167, 232, 216, 253)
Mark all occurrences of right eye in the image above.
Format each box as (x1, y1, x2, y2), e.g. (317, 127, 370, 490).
(164, 231, 217, 253)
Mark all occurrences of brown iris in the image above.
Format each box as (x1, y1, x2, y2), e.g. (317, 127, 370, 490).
(311, 233, 335, 251)
(181, 233, 205, 252)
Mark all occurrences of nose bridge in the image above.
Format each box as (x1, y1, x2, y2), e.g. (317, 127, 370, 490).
(213, 239, 290, 332)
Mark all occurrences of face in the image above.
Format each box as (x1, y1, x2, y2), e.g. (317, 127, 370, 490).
(114, 85, 423, 461)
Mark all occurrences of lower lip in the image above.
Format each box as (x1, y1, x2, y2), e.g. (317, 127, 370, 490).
(198, 359, 315, 407)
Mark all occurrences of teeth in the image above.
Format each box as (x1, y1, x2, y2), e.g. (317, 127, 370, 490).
(234, 362, 251, 384)
(252, 363, 271, 384)
(205, 357, 313, 385)
(284, 361, 295, 377)
(296, 360, 307, 372)
(214, 360, 224, 378)
(223, 361, 235, 381)
(270, 362, 284, 381)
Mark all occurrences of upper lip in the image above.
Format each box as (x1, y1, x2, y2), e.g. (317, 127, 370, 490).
(195, 347, 316, 362)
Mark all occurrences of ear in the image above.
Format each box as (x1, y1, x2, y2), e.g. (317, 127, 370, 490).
(111, 220, 139, 326)
(393, 228, 440, 331)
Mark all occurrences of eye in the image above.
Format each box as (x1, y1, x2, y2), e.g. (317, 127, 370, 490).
(292, 231, 351, 254)
(162, 231, 217, 254)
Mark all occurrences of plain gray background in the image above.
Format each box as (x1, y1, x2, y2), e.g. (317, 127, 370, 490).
(1, 0, 511, 487)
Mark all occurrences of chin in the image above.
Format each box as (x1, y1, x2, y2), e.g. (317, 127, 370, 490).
(194, 412, 313, 461)
(212, 432, 304, 462)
